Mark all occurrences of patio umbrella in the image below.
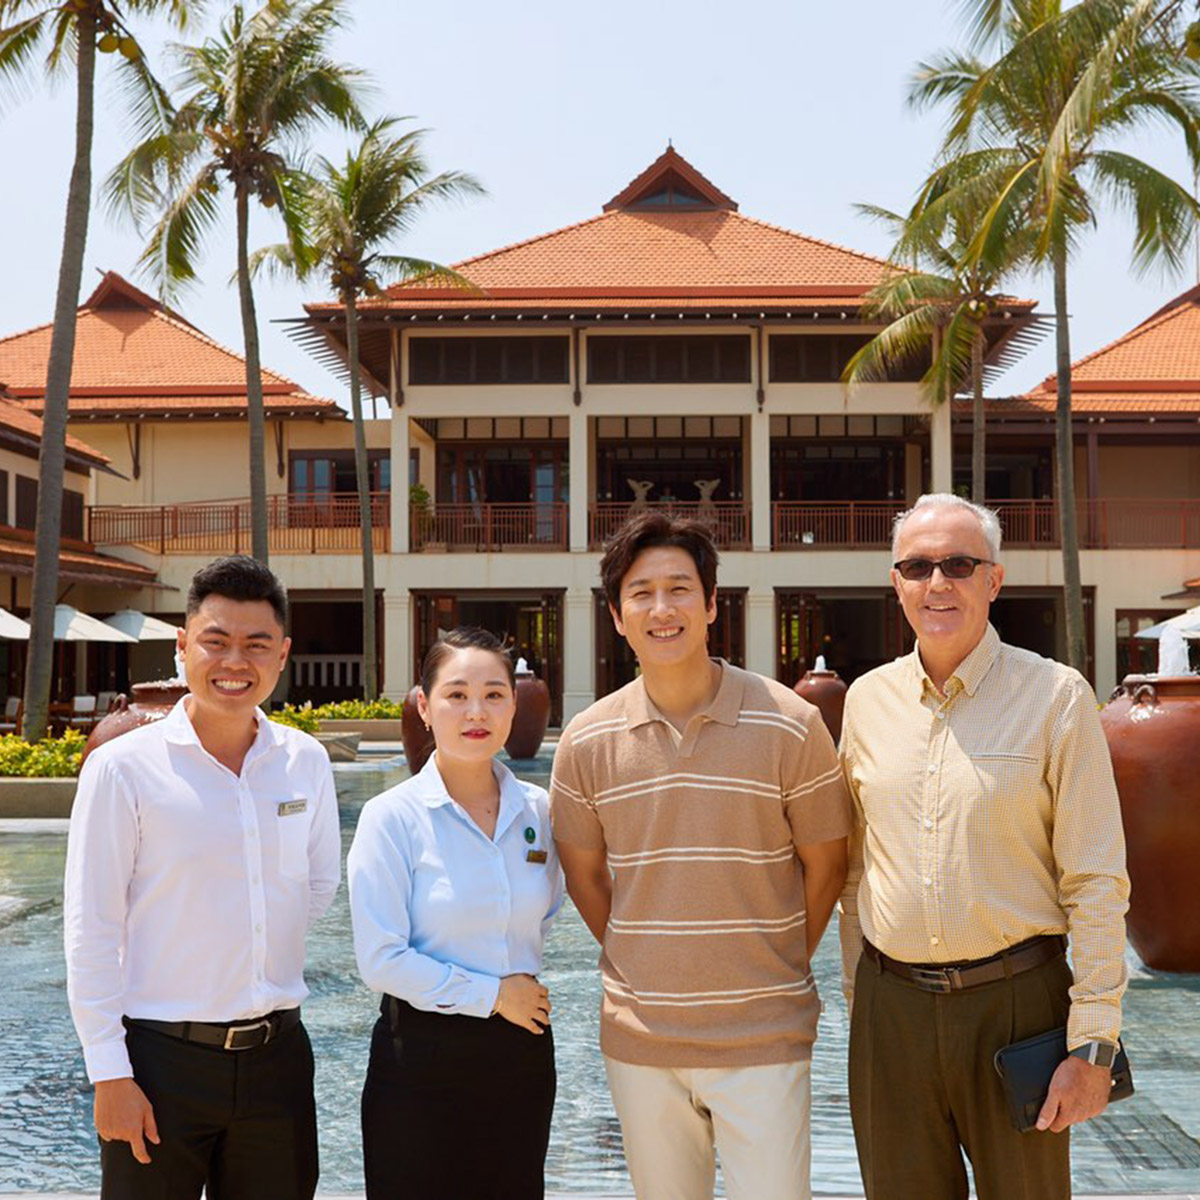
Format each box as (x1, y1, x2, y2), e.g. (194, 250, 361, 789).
(0, 608, 30, 640)
(103, 609, 179, 642)
(53, 605, 137, 643)
(1134, 605, 1200, 641)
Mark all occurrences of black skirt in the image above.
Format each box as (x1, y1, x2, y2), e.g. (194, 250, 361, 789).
(362, 995, 556, 1200)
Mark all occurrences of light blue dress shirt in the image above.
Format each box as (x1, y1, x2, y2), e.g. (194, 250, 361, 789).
(348, 753, 564, 1018)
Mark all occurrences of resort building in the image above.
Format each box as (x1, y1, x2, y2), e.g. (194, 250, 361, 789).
(1, 149, 1197, 718)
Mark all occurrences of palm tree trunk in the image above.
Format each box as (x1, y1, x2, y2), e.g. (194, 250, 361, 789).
(235, 183, 269, 564)
(1052, 241, 1087, 674)
(345, 293, 377, 699)
(20, 8, 97, 741)
(971, 324, 986, 505)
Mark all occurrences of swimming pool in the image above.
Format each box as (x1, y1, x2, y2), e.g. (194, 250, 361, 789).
(1, 756, 1198, 1193)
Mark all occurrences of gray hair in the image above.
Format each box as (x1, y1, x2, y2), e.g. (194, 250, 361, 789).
(891, 493, 1002, 561)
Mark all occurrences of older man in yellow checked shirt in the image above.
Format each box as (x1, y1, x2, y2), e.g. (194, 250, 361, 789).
(838, 493, 1129, 1200)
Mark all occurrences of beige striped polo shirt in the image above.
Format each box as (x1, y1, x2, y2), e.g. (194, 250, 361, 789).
(550, 661, 851, 1068)
(838, 624, 1129, 1049)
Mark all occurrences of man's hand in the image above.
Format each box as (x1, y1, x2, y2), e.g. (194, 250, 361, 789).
(1035, 1055, 1112, 1132)
(94, 1078, 159, 1164)
(494, 974, 551, 1034)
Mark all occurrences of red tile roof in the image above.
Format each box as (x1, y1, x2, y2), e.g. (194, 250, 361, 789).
(0, 272, 341, 420)
(0, 534, 158, 587)
(1021, 283, 1200, 413)
(0, 395, 108, 464)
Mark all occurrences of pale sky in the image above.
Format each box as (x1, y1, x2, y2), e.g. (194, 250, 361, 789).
(1, 0, 1195, 410)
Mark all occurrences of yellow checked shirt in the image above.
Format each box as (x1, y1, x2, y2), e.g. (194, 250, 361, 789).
(838, 624, 1129, 1049)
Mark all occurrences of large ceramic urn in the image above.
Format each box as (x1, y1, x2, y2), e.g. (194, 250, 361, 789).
(399, 684, 437, 775)
(506, 667, 551, 761)
(793, 659, 848, 746)
(1101, 674, 1200, 972)
(83, 681, 190, 764)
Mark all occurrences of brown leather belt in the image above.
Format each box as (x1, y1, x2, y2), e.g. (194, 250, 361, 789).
(862, 934, 1066, 993)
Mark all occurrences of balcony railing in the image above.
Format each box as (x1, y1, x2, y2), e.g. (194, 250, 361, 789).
(89, 493, 390, 555)
(772, 499, 1200, 550)
(410, 502, 568, 551)
(590, 502, 751, 549)
(773, 502, 905, 549)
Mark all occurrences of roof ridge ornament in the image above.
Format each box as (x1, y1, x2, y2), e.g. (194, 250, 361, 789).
(603, 146, 737, 213)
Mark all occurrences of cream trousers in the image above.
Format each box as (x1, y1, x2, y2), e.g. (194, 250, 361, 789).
(604, 1055, 812, 1200)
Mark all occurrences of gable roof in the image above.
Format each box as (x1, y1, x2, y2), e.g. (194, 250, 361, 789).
(604, 144, 737, 212)
(0, 271, 342, 421)
(1018, 283, 1200, 414)
(0, 393, 109, 470)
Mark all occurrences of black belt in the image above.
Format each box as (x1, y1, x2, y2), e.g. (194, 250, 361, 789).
(862, 934, 1066, 993)
(125, 1007, 301, 1051)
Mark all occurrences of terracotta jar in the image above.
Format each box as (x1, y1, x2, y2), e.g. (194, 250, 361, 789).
(1101, 674, 1200, 972)
(506, 669, 551, 761)
(794, 667, 847, 746)
(83, 681, 190, 764)
(399, 683, 436, 775)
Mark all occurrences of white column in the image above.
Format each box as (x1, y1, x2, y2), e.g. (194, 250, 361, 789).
(391, 414, 410, 553)
(382, 590, 412, 701)
(744, 589, 775, 679)
(930, 400, 953, 495)
(569, 408, 589, 552)
(562, 587, 595, 723)
(750, 410, 771, 551)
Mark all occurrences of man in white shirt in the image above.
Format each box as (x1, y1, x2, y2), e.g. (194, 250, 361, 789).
(64, 556, 341, 1199)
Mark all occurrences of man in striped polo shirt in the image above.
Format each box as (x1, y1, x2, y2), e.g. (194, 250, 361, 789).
(551, 512, 850, 1200)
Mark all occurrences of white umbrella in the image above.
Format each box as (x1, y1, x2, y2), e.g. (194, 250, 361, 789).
(1134, 604, 1200, 641)
(0, 608, 30, 640)
(53, 605, 137, 643)
(103, 609, 180, 642)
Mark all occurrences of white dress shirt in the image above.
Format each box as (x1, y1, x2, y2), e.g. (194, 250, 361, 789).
(348, 754, 563, 1018)
(63, 700, 341, 1083)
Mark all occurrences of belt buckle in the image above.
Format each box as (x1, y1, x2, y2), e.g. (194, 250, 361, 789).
(223, 1018, 272, 1051)
(910, 966, 954, 993)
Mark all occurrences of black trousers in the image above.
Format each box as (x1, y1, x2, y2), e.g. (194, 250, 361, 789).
(362, 996, 556, 1200)
(100, 1019, 318, 1200)
(849, 949, 1073, 1200)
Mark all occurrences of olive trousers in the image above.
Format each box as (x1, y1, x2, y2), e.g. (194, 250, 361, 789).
(849, 948, 1074, 1200)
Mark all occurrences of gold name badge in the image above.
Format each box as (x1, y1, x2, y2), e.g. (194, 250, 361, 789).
(278, 800, 308, 817)
(526, 849, 548, 864)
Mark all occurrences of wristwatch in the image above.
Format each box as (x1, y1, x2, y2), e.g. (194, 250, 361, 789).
(1068, 1040, 1118, 1069)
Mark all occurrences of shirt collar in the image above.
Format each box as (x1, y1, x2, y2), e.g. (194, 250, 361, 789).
(412, 751, 533, 839)
(626, 658, 744, 730)
(910, 623, 1001, 699)
(159, 695, 279, 751)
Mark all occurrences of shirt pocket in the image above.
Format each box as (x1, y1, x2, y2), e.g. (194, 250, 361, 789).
(276, 798, 312, 880)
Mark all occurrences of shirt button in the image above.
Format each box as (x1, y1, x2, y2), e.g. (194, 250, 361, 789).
(923, 876, 932, 887)
(924, 819, 933, 830)
(930, 936, 940, 946)
(252, 875, 260, 884)
(255, 923, 263, 933)
(936, 711, 946, 720)
(927, 763, 937, 774)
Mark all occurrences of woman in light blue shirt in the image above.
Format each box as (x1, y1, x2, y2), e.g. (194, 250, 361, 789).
(348, 626, 563, 1199)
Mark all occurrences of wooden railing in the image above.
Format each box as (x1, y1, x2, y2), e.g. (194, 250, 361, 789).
(772, 499, 1200, 550)
(410, 502, 568, 551)
(291, 654, 364, 692)
(773, 502, 905, 548)
(589, 502, 751, 549)
(89, 493, 390, 555)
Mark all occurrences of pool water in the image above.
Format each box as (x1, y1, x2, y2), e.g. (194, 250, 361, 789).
(1, 757, 1198, 1193)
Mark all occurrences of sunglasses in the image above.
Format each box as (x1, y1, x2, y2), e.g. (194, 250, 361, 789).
(893, 555, 994, 582)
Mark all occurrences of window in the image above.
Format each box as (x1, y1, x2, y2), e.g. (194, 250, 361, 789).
(769, 334, 930, 383)
(587, 336, 751, 384)
(409, 337, 569, 385)
(62, 489, 84, 540)
(290, 452, 390, 495)
(0, 469, 8, 526)
(14, 477, 84, 538)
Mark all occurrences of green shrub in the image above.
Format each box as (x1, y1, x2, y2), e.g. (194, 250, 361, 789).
(0, 730, 87, 777)
(268, 704, 321, 734)
(312, 698, 405, 721)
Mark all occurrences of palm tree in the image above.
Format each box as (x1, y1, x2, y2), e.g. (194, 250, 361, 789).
(843, 186, 1035, 503)
(257, 117, 482, 699)
(106, 0, 367, 564)
(2, 0, 194, 740)
(911, 0, 1200, 671)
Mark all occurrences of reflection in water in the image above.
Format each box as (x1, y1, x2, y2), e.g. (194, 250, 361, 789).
(0, 763, 1198, 1193)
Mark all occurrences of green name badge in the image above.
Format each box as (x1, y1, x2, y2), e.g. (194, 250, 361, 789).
(278, 800, 308, 817)
(526, 849, 548, 864)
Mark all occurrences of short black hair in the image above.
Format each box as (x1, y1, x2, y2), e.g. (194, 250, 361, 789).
(421, 626, 515, 695)
(186, 556, 288, 629)
(599, 510, 720, 611)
